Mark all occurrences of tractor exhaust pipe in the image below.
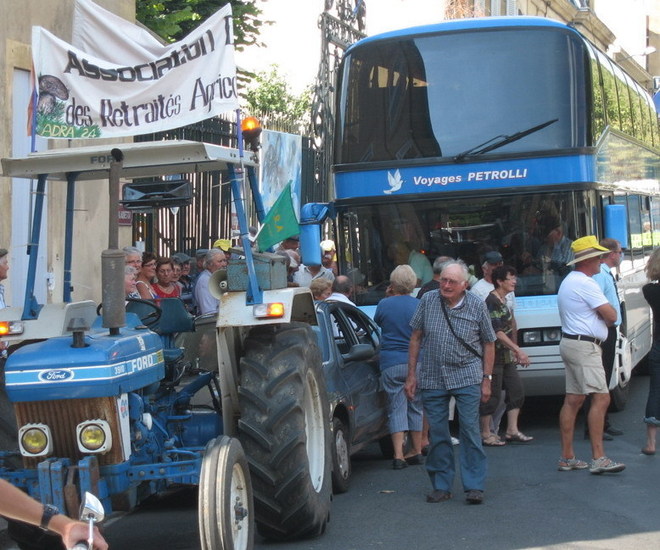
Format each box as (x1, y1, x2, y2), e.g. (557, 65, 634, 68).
(102, 149, 126, 334)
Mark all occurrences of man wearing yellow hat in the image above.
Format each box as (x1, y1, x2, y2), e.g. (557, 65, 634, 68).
(556, 236, 625, 474)
(213, 239, 231, 253)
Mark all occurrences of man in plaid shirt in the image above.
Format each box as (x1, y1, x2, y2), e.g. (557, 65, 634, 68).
(405, 261, 496, 505)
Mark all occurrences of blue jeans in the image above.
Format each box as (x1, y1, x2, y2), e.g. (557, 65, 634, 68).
(422, 385, 487, 493)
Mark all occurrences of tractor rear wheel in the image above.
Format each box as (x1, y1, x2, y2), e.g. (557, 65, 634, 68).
(238, 323, 331, 541)
(8, 521, 64, 550)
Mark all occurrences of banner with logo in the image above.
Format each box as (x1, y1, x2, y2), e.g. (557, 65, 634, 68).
(31, 3, 238, 139)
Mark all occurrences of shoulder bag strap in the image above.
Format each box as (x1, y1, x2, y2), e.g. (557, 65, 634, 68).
(439, 294, 482, 359)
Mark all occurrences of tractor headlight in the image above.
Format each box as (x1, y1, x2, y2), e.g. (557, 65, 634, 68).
(76, 420, 112, 453)
(0, 320, 24, 336)
(253, 302, 285, 319)
(19, 424, 52, 457)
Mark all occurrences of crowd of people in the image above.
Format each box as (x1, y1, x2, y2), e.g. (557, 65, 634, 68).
(122, 243, 227, 316)
(367, 234, 658, 505)
(1, 228, 660, 519)
(120, 233, 346, 317)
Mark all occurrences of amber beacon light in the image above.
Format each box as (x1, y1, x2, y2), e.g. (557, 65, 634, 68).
(241, 116, 263, 152)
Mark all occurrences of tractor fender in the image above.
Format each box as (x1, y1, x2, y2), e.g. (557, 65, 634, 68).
(216, 287, 317, 328)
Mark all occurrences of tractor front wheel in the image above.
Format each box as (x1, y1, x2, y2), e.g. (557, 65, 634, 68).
(198, 435, 254, 550)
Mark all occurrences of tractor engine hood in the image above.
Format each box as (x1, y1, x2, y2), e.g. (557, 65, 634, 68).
(4, 326, 164, 402)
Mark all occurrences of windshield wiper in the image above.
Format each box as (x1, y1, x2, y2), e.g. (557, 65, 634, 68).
(453, 118, 559, 162)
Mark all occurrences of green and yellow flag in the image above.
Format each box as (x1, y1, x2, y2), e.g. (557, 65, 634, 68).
(256, 181, 299, 252)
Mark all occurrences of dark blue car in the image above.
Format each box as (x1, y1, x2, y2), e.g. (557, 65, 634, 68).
(314, 300, 390, 493)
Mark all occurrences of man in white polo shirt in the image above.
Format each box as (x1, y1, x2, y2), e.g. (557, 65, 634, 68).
(557, 236, 624, 475)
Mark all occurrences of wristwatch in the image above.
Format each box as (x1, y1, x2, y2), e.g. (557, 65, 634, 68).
(483, 374, 493, 381)
(40, 504, 59, 531)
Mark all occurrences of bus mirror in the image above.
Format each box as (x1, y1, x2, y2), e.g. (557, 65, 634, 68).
(603, 204, 628, 249)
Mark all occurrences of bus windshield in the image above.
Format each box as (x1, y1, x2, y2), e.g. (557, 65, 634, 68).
(337, 28, 588, 164)
(339, 190, 594, 306)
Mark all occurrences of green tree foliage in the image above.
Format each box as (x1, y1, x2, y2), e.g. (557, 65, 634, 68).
(136, 0, 266, 48)
(244, 65, 312, 128)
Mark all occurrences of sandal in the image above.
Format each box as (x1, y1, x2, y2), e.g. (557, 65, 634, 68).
(505, 431, 534, 443)
(482, 434, 505, 446)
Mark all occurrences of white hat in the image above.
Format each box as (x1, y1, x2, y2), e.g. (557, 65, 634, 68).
(321, 240, 335, 252)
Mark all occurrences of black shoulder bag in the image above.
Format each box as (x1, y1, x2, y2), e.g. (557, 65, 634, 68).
(439, 295, 482, 359)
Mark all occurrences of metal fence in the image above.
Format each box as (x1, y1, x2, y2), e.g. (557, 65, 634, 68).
(132, 115, 321, 258)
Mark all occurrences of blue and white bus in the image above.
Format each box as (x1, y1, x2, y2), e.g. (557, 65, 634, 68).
(332, 16, 660, 408)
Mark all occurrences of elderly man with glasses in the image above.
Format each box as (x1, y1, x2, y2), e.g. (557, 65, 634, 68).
(405, 261, 496, 505)
(122, 246, 143, 269)
(194, 249, 228, 315)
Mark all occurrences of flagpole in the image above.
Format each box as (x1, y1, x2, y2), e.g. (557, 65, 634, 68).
(30, 84, 37, 153)
(231, 109, 262, 305)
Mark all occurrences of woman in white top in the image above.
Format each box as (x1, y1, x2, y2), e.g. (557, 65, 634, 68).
(136, 252, 157, 300)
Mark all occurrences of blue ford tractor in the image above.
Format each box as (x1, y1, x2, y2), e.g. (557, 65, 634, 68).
(0, 140, 332, 549)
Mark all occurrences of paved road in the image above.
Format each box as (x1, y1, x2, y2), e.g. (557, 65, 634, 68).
(2, 373, 659, 549)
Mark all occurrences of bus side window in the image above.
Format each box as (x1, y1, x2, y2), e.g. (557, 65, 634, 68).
(627, 195, 643, 258)
(641, 196, 653, 251)
(651, 197, 660, 247)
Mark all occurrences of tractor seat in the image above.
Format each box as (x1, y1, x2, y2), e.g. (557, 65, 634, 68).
(155, 298, 195, 335)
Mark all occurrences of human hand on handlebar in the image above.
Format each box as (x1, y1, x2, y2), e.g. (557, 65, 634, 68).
(56, 521, 108, 550)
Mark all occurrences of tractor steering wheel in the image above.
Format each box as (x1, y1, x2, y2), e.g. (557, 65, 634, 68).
(97, 298, 163, 328)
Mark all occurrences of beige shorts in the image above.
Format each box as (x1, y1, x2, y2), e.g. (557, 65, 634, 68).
(559, 338, 608, 395)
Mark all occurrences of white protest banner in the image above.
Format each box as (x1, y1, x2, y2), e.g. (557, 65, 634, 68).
(32, 4, 238, 139)
(72, 0, 169, 62)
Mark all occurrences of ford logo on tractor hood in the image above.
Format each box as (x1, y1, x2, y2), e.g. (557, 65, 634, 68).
(38, 369, 75, 382)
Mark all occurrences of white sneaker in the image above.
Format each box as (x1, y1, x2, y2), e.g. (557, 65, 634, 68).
(451, 436, 460, 446)
(589, 456, 625, 474)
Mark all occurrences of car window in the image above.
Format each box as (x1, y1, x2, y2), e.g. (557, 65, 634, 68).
(330, 309, 354, 354)
(341, 308, 380, 349)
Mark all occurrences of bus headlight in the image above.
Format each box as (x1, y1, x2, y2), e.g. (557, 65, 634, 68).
(19, 424, 52, 457)
(521, 330, 542, 344)
(543, 328, 562, 342)
(76, 420, 112, 453)
(520, 327, 562, 346)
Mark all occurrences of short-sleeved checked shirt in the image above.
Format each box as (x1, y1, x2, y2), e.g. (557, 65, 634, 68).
(410, 290, 496, 390)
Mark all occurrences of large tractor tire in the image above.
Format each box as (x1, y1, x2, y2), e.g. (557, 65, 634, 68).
(198, 436, 254, 550)
(7, 520, 65, 550)
(238, 323, 332, 541)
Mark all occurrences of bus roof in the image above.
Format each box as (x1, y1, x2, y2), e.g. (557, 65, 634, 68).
(348, 16, 576, 52)
(1, 140, 258, 182)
